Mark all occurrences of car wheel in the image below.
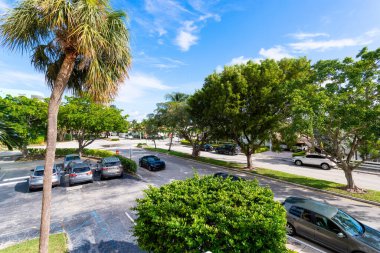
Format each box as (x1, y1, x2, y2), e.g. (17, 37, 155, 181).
(148, 165, 152, 171)
(286, 223, 296, 236)
(229, 151, 233, 155)
(139, 162, 142, 167)
(120, 172, 124, 178)
(321, 163, 330, 170)
(295, 160, 302, 166)
(90, 179, 94, 183)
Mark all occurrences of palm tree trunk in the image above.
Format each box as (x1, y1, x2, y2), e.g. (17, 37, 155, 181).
(168, 132, 173, 151)
(39, 54, 76, 253)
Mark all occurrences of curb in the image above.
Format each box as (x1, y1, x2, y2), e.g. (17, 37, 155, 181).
(144, 148, 380, 208)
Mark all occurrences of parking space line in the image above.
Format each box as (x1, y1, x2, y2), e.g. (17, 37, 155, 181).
(125, 211, 136, 225)
(0, 180, 27, 187)
(3, 176, 29, 182)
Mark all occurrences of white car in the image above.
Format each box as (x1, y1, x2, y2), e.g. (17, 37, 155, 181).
(292, 154, 335, 170)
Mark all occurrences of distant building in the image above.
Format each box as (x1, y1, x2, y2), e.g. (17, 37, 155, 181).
(0, 88, 45, 100)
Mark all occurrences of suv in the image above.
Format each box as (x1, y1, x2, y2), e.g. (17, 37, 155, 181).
(63, 154, 81, 170)
(29, 165, 60, 191)
(68, 163, 93, 186)
(283, 197, 380, 253)
(292, 153, 335, 170)
(215, 144, 240, 155)
(97, 156, 123, 179)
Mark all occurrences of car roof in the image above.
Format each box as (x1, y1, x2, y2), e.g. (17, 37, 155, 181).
(65, 154, 80, 157)
(102, 156, 120, 163)
(142, 155, 158, 159)
(285, 197, 338, 218)
(35, 165, 56, 171)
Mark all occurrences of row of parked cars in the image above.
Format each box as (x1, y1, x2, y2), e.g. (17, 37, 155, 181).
(29, 154, 125, 191)
(196, 143, 241, 155)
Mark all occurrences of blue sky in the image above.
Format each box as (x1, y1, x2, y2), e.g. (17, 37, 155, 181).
(0, 0, 380, 121)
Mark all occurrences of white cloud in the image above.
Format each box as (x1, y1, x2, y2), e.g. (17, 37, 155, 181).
(0, 69, 45, 87)
(259, 46, 293, 60)
(365, 28, 380, 38)
(175, 21, 199, 51)
(289, 32, 329, 40)
(289, 38, 368, 52)
(126, 110, 147, 122)
(0, 0, 10, 11)
(116, 72, 172, 103)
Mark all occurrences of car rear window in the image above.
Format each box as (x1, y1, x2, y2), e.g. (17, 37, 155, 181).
(73, 167, 90, 173)
(34, 168, 57, 176)
(104, 161, 121, 167)
(66, 156, 80, 161)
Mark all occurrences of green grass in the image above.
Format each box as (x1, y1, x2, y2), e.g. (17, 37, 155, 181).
(145, 147, 380, 204)
(0, 233, 67, 253)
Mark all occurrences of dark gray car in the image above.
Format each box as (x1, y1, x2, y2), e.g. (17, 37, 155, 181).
(98, 156, 123, 179)
(283, 197, 380, 253)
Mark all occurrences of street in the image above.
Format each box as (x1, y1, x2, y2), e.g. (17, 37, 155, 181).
(0, 143, 379, 252)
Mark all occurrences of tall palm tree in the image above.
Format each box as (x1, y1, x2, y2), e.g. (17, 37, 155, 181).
(1, 1, 131, 252)
(0, 121, 21, 150)
(165, 92, 189, 102)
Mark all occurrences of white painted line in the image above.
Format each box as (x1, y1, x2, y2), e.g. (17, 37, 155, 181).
(0, 180, 27, 186)
(125, 211, 136, 225)
(3, 176, 29, 182)
(287, 235, 327, 253)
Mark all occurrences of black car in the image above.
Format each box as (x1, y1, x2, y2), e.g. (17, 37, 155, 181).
(200, 144, 214, 151)
(215, 144, 240, 155)
(139, 155, 166, 171)
(213, 172, 244, 181)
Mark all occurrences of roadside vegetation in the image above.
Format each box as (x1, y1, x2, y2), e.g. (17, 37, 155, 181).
(145, 147, 380, 203)
(134, 174, 287, 252)
(0, 233, 67, 253)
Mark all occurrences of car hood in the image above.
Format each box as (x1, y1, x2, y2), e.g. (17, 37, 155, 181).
(356, 225, 380, 251)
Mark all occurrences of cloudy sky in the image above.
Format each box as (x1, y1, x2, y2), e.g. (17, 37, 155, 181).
(0, 0, 380, 121)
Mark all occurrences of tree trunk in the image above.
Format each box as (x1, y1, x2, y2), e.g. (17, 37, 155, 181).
(246, 153, 253, 169)
(39, 54, 76, 253)
(343, 168, 357, 191)
(168, 133, 173, 151)
(192, 145, 200, 157)
(78, 138, 84, 157)
(153, 139, 156, 149)
(22, 144, 28, 158)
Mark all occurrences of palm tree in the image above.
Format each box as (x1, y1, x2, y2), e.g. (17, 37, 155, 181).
(0, 121, 21, 150)
(165, 92, 189, 102)
(1, 1, 131, 252)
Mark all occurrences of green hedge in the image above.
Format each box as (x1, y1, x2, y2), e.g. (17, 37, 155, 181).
(137, 143, 147, 148)
(292, 151, 306, 157)
(27, 148, 137, 174)
(180, 139, 191, 146)
(133, 174, 287, 252)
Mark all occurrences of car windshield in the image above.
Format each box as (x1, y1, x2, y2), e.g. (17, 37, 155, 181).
(332, 210, 364, 236)
(73, 167, 90, 173)
(66, 156, 80, 161)
(104, 161, 121, 166)
(34, 168, 57, 176)
(147, 157, 160, 162)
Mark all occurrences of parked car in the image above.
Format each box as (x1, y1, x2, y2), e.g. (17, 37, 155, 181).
(292, 153, 335, 170)
(200, 144, 214, 152)
(63, 154, 81, 170)
(29, 165, 60, 191)
(213, 172, 244, 181)
(139, 155, 165, 171)
(283, 197, 380, 253)
(97, 156, 123, 179)
(215, 144, 240, 155)
(65, 159, 83, 173)
(68, 163, 93, 186)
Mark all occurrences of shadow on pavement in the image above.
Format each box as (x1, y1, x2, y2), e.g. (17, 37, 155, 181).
(14, 181, 30, 193)
(71, 240, 144, 253)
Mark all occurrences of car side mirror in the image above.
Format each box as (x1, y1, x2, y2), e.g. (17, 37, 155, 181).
(337, 232, 345, 238)
(30, 169, 34, 172)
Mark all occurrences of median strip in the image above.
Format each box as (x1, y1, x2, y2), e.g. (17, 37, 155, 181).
(144, 147, 380, 205)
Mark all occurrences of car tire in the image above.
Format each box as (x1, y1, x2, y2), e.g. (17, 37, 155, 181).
(286, 223, 296, 236)
(120, 172, 124, 178)
(90, 180, 94, 183)
(295, 160, 303, 166)
(229, 151, 233, 155)
(321, 163, 330, 170)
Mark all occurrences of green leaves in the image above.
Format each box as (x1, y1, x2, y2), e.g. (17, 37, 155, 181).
(133, 175, 287, 252)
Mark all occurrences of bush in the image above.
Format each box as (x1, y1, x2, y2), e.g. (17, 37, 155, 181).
(180, 139, 191, 146)
(255, 146, 270, 153)
(292, 151, 306, 157)
(133, 175, 287, 252)
(64, 133, 73, 141)
(30, 136, 45, 145)
(137, 143, 147, 148)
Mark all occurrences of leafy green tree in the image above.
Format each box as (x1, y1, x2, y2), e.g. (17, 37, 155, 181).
(141, 114, 164, 149)
(0, 95, 47, 156)
(133, 174, 287, 252)
(1, 0, 131, 250)
(194, 58, 311, 168)
(59, 96, 128, 154)
(291, 47, 380, 191)
(164, 92, 189, 102)
(0, 121, 22, 150)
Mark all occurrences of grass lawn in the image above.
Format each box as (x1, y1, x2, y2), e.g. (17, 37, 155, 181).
(0, 233, 67, 253)
(145, 147, 380, 204)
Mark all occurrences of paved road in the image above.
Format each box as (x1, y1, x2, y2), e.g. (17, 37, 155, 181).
(1, 145, 379, 252)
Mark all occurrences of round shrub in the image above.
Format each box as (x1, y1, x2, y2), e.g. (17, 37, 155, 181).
(133, 175, 287, 253)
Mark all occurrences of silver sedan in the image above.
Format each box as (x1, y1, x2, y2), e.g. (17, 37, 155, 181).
(29, 165, 60, 191)
(68, 163, 93, 186)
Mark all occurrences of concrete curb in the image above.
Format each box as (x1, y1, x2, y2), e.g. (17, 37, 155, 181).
(144, 148, 380, 208)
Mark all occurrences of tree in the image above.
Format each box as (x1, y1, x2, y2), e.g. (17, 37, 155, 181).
(164, 92, 189, 102)
(0, 95, 47, 156)
(133, 175, 287, 252)
(194, 58, 311, 168)
(1, 1, 131, 251)
(59, 96, 128, 155)
(291, 47, 380, 192)
(0, 121, 22, 150)
(141, 114, 164, 149)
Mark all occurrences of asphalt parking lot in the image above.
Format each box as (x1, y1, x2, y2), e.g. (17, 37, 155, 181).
(0, 148, 379, 252)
